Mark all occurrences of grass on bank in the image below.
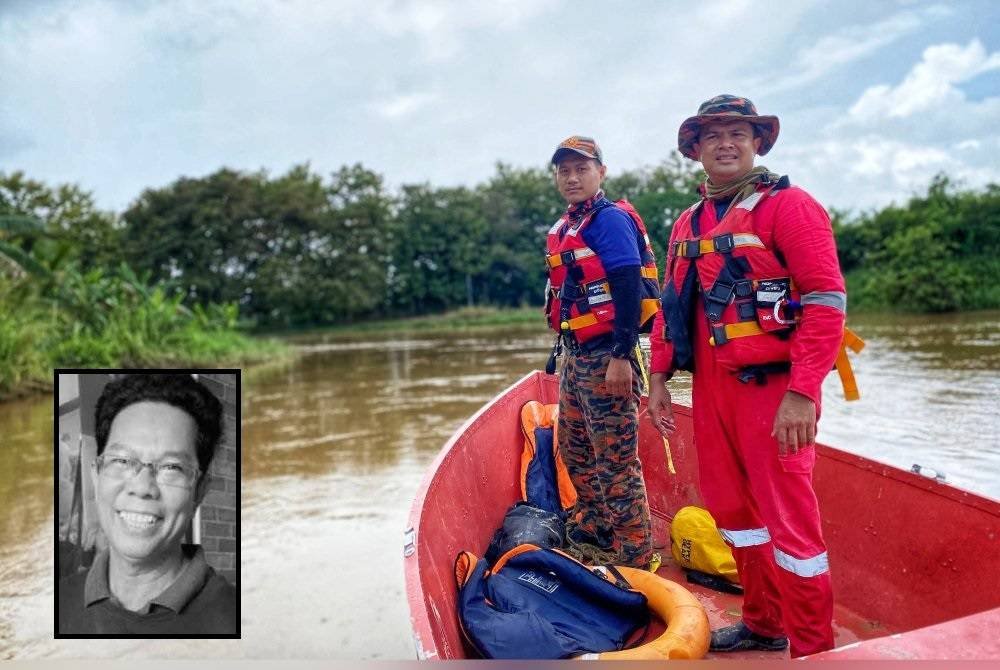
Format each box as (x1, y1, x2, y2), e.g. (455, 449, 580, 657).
(278, 305, 546, 340)
(0, 275, 289, 402)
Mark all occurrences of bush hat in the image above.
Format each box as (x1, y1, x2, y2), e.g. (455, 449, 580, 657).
(677, 94, 779, 160)
(551, 135, 603, 165)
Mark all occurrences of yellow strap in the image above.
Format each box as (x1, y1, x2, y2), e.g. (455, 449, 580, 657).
(663, 437, 676, 475)
(836, 327, 866, 401)
(564, 299, 660, 333)
(564, 313, 599, 330)
(713, 321, 765, 342)
(842, 326, 865, 354)
(675, 234, 765, 257)
(835, 346, 860, 402)
(639, 297, 660, 327)
(634, 343, 649, 394)
(634, 342, 677, 476)
(547, 247, 596, 268)
(641, 266, 659, 279)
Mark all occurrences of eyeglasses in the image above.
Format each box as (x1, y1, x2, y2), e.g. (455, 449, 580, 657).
(95, 454, 201, 489)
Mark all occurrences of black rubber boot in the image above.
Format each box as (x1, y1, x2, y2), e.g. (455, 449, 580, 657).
(710, 622, 789, 652)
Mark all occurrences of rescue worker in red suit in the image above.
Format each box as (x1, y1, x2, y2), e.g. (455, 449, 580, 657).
(647, 95, 847, 657)
(545, 136, 660, 568)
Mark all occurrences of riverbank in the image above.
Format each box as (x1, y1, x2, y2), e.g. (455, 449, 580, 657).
(0, 319, 290, 403)
(275, 302, 1000, 344)
(273, 306, 546, 341)
(0, 306, 542, 402)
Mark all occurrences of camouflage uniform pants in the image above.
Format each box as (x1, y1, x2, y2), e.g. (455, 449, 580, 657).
(557, 346, 653, 567)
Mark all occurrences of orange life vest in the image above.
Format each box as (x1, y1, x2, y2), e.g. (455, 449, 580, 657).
(545, 200, 660, 344)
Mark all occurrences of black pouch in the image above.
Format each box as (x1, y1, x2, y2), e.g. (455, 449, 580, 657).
(754, 278, 794, 334)
(484, 502, 565, 565)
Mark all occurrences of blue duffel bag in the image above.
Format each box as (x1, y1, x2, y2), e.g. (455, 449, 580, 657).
(455, 543, 649, 659)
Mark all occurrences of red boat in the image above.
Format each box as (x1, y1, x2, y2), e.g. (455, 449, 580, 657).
(404, 370, 1000, 660)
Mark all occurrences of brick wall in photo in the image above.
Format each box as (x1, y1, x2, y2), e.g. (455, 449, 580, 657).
(197, 372, 239, 585)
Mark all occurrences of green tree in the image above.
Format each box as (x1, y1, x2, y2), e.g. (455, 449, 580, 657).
(838, 175, 1000, 312)
(389, 184, 488, 313)
(477, 163, 564, 307)
(122, 167, 269, 308)
(0, 171, 120, 273)
(253, 164, 394, 326)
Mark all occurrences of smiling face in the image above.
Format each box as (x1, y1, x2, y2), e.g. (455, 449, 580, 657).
(693, 120, 762, 184)
(92, 401, 204, 569)
(554, 154, 606, 205)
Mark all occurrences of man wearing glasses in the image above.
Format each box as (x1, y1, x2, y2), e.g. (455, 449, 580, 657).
(58, 374, 238, 635)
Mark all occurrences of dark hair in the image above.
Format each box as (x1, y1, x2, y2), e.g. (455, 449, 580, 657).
(95, 374, 224, 474)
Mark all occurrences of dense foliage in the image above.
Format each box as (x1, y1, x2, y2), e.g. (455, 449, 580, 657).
(116, 157, 703, 328)
(0, 175, 282, 398)
(2, 162, 997, 396)
(117, 161, 998, 324)
(835, 176, 1000, 312)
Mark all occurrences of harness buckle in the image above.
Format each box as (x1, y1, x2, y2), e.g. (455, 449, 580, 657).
(677, 241, 701, 258)
(710, 324, 729, 346)
(735, 362, 792, 385)
(560, 250, 576, 267)
(706, 282, 732, 304)
(713, 233, 735, 254)
(704, 282, 733, 321)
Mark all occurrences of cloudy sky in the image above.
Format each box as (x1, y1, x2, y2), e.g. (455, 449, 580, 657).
(1, 0, 998, 214)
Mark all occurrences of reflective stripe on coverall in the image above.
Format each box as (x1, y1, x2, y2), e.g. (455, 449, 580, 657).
(650, 183, 845, 657)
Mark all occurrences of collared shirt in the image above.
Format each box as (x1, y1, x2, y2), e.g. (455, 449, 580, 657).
(58, 544, 238, 636)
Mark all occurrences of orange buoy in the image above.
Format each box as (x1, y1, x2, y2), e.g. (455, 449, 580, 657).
(578, 567, 710, 660)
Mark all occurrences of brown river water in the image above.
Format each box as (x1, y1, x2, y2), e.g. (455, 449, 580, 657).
(1, 311, 998, 658)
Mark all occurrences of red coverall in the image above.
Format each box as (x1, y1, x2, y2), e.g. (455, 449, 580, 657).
(650, 184, 846, 657)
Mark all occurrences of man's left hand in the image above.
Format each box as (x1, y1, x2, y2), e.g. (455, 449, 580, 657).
(771, 391, 817, 455)
(605, 357, 632, 397)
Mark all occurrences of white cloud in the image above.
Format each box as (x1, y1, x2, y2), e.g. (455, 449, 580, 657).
(849, 39, 1000, 119)
(781, 134, 998, 211)
(365, 0, 561, 61)
(780, 39, 1000, 210)
(371, 93, 437, 120)
(756, 4, 952, 95)
(0, 1, 997, 213)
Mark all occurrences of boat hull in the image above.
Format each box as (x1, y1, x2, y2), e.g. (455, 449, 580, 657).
(404, 370, 1000, 660)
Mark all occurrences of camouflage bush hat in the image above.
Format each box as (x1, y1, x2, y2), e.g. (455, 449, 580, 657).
(677, 94, 780, 160)
(551, 135, 603, 165)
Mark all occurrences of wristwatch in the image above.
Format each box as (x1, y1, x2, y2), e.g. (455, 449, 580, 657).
(610, 341, 633, 359)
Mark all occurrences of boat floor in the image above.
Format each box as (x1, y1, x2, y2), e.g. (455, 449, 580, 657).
(646, 550, 889, 660)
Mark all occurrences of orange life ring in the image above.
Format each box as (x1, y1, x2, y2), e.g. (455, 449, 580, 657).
(578, 566, 710, 660)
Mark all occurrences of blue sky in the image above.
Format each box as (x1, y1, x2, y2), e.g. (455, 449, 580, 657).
(1, 0, 998, 214)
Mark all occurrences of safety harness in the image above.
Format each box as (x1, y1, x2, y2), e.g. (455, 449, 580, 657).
(663, 177, 864, 400)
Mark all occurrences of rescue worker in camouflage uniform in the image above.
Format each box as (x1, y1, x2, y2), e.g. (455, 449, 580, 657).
(544, 136, 659, 568)
(648, 96, 847, 657)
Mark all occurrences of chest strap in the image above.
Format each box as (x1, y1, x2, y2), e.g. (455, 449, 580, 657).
(547, 246, 596, 268)
(674, 233, 764, 259)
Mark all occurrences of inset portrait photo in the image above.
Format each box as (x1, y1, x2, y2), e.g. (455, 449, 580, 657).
(54, 370, 240, 638)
